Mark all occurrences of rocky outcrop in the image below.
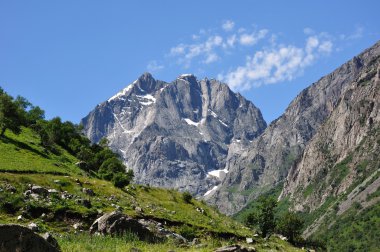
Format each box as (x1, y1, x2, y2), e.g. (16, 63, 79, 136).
(0, 224, 60, 252)
(208, 41, 380, 215)
(89, 211, 187, 243)
(90, 211, 156, 241)
(280, 53, 380, 236)
(81, 73, 266, 196)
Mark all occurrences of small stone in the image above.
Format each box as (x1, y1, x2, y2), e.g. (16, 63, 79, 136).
(246, 237, 253, 244)
(42, 232, 60, 249)
(48, 189, 59, 194)
(31, 186, 48, 195)
(17, 215, 23, 221)
(82, 188, 95, 196)
(28, 222, 39, 231)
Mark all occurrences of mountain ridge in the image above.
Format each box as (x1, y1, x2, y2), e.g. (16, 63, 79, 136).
(81, 73, 267, 196)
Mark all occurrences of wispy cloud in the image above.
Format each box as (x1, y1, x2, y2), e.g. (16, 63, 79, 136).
(222, 20, 235, 31)
(239, 29, 268, 46)
(219, 34, 334, 90)
(168, 24, 268, 68)
(147, 60, 164, 72)
(147, 20, 364, 90)
(169, 35, 224, 67)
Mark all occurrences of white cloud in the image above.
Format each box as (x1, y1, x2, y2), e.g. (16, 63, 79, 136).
(318, 41, 333, 54)
(169, 35, 224, 67)
(239, 29, 268, 46)
(219, 35, 334, 91)
(341, 26, 364, 41)
(147, 60, 164, 72)
(222, 20, 235, 31)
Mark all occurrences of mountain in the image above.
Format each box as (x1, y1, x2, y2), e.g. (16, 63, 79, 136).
(208, 41, 380, 215)
(81, 73, 267, 196)
(278, 45, 380, 250)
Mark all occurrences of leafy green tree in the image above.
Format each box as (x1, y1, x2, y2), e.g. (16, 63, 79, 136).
(182, 191, 193, 204)
(98, 157, 126, 180)
(246, 196, 277, 238)
(277, 211, 304, 243)
(112, 170, 134, 188)
(0, 89, 23, 137)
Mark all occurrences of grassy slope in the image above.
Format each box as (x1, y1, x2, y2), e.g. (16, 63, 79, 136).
(0, 128, 300, 251)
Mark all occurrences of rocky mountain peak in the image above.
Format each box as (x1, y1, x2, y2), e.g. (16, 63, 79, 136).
(81, 74, 267, 196)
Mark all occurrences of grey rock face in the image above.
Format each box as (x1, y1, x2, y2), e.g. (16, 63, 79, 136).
(208, 41, 380, 215)
(0, 224, 61, 252)
(81, 73, 266, 196)
(280, 52, 380, 237)
(89, 211, 156, 241)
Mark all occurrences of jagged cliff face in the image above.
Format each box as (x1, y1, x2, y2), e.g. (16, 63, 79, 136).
(208, 41, 380, 215)
(280, 53, 380, 237)
(81, 73, 266, 195)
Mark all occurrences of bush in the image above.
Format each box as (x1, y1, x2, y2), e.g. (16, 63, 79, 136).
(182, 191, 192, 204)
(178, 225, 197, 240)
(277, 211, 304, 243)
(0, 193, 23, 214)
(113, 172, 132, 188)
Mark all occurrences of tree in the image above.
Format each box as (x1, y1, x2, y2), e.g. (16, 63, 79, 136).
(112, 170, 134, 188)
(0, 89, 23, 137)
(277, 211, 304, 243)
(182, 191, 193, 204)
(246, 196, 277, 238)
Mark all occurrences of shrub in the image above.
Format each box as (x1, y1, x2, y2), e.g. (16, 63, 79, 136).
(182, 191, 192, 204)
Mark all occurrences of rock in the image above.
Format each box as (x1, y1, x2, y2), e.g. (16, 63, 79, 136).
(28, 222, 39, 231)
(135, 207, 143, 214)
(31, 186, 48, 195)
(89, 211, 156, 241)
(73, 223, 84, 230)
(191, 238, 201, 245)
(0, 224, 60, 252)
(48, 189, 59, 194)
(5, 184, 16, 193)
(75, 198, 91, 208)
(75, 161, 87, 170)
(53, 180, 61, 184)
(17, 215, 23, 221)
(214, 245, 241, 252)
(246, 237, 253, 244)
(42, 232, 60, 250)
(81, 73, 267, 197)
(82, 188, 95, 196)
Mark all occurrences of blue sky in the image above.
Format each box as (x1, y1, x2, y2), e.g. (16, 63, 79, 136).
(1, 1, 379, 124)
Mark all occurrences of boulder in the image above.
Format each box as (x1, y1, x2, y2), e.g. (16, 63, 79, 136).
(42, 232, 60, 250)
(214, 245, 255, 252)
(82, 188, 95, 196)
(0, 224, 60, 252)
(89, 211, 156, 242)
(28, 222, 39, 232)
(31, 186, 48, 195)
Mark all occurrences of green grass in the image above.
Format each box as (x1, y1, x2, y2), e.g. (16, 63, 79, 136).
(312, 200, 380, 251)
(0, 127, 82, 175)
(0, 125, 301, 251)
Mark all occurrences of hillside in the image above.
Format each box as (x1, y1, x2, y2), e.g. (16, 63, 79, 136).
(0, 126, 300, 251)
(279, 50, 380, 251)
(209, 40, 380, 215)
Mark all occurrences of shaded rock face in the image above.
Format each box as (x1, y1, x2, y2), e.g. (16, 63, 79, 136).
(0, 224, 60, 252)
(90, 211, 156, 241)
(81, 73, 266, 195)
(208, 41, 380, 215)
(280, 54, 380, 236)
